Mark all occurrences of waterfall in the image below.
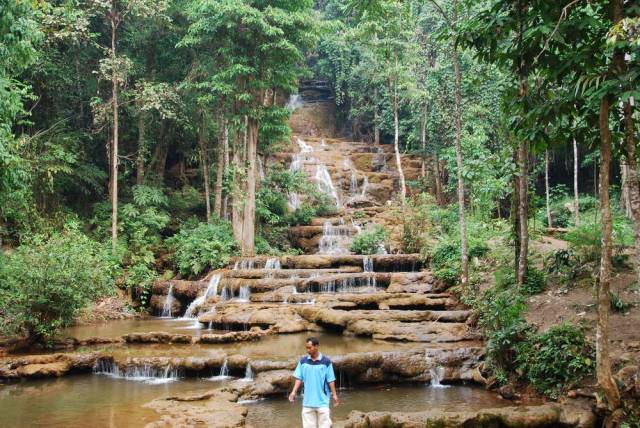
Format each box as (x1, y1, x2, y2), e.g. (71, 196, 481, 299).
(265, 257, 281, 270)
(318, 221, 351, 255)
(94, 360, 180, 384)
(183, 274, 221, 319)
(161, 284, 174, 317)
(220, 286, 232, 302)
(315, 164, 340, 208)
(241, 363, 254, 382)
(350, 173, 358, 195)
(286, 94, 303, 111)
(360, 176, 369, 197)
(321, 138, 327, 147)
(234, 259, 256, 270)
(238, 285, 251, 302)
(211, 359, 230, 380)
(363, 256, 377, 289)
(429, 366, 449, 388)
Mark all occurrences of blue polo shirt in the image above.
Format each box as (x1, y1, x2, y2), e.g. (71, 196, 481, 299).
(293, 353, 336, 408)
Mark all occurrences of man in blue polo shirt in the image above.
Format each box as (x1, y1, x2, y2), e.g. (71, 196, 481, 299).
(288, 337, 339, 428)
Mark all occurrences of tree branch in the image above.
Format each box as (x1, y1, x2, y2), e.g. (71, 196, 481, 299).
(534, 0, 582, 64)
(425, 0, 451, 28)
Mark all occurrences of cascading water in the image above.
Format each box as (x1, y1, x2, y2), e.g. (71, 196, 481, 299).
(211, 359, 230, 380)
(161, 284, 174, 317)
(265, 258, 281, 270)
(242, 363, 254, 382)
(286, 94, 303, 111)
(360, 175, 369, 197)
(350, 173, 358, 196)
(363, 256, 377, 289)
(315, 164, 340, 208)
(238, 285, 251, 302)
(318, 221, 351, 255)
(429, 366, 449, 388)
(220, 286, 232, 302)
(183, 274, 221, 319)
(234, 259, 256, 270)
(94, 359, 180, 384)
(288, 138, 314, 210)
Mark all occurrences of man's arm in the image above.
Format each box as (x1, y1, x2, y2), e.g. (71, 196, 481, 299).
(289, 379, 302, 402)
(328, 381, 340, 406)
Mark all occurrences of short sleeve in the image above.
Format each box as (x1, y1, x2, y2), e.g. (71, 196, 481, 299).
(294, 361, 303, 381)
(326, 363, 336, 383)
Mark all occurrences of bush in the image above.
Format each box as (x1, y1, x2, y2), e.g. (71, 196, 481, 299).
(0, 228, 118, 343)
(167, 221, 238, 278)
(476, 287, 529, 370)
(564, 214, 634, 263)
(494, 264, 546, 295)
(350, 225, 387, 255)
(430, 238, 489, 286)
(516, 323, 594, 398)
(402, 193, 436, 253)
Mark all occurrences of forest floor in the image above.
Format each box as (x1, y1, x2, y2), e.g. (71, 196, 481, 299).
(526, 235, 640, 366)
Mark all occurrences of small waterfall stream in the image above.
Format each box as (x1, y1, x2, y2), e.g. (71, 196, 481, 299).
(242, 363, 254, 382)
(94, 360, 180, 384)
(183, 274, 221, 319)
(318, 220, 351, 255)
(238, 285, 251, 302)
(161, 284, 174, 317)
(315, 163, 340, 208)
(210, 359, 230, 380)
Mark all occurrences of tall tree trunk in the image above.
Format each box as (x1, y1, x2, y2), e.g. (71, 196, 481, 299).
(223, 126, 230, 221)
(516, 75, 529, 286)
(434, 153, 444, 205)
(420, 104, 427, 179)
(391, 80, 406, 203)
(110, 18, 119, 254)
(242, 118, 258, 256)
(452, 38, 468, 288)
(214, 116, 227, 218)
(623, 101, 640, 284)
(512, 148, 521, 269)
(621, 161, 632, 217)
(573, 138, 580, 225)
(136, 109, 146, 185)
(374, 87, 380, 145)
(597, 95, 621, 411)
(231, 131, 243, 242)
(198, 116, 211, 223)
(545, 150, 552, 228)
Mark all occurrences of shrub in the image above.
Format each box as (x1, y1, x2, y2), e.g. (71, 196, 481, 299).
(564, 215, 634, 263)
(494, 265, 546, 295)
(476, 287, 529, 370)
(0, 228, 118, 343)
(167, 221, 238, 278)
(350, 225, 387, 255)
(402, 193, 436, 253)
(516, 323, 594, 398)
(430, 238, 489, 286)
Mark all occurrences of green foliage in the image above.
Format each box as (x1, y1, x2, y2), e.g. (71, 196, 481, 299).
(402, 193, 435, 254)
(564, 214, 634, 263)
(609, 291, 631, 313)
(476, 286, 530, 371)
(0, 228, 118, 343)
(350, 225, 387, 255)
(167, 221, 238, 278)
(516, 324, 594, 399)
(494, 264, 546, 295)
(430, 236, 489, 286)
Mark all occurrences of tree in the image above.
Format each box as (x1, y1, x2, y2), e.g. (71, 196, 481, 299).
(181, 0, 316, 256)
(89, 0, 168, 253)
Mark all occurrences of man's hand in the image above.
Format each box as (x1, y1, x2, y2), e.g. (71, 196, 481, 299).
(332, 392, 340, 407)
(288, 391, 296, 403)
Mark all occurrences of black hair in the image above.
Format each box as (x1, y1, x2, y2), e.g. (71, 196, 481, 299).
(306, 336, 319, 346)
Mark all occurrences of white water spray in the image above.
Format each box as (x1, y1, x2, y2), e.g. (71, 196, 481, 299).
(183, 274, 221, 319)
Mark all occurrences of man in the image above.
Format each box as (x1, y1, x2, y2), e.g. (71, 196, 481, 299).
(289, 337, 340, 428)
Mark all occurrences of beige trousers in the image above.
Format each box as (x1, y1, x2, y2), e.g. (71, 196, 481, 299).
(301, 407, 331, 428)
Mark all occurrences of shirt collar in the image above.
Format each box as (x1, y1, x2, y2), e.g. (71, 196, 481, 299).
(307, 352, 322, 362)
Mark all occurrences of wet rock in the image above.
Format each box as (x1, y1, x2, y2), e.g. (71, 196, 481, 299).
(144, 389, 247, 428)
(197, 330, 266, 344)
(199, 303, 312, 333)
(498, 385, 515, 400)
(336, 403, 596, 428)
(0, 352, 102, 379)
(123, 332, 193, 344)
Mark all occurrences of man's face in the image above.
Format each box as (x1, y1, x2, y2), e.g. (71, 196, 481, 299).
(305, 341, 318, 357)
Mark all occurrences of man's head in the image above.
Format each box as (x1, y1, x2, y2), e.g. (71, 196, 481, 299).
(305, 337, 320, 358)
